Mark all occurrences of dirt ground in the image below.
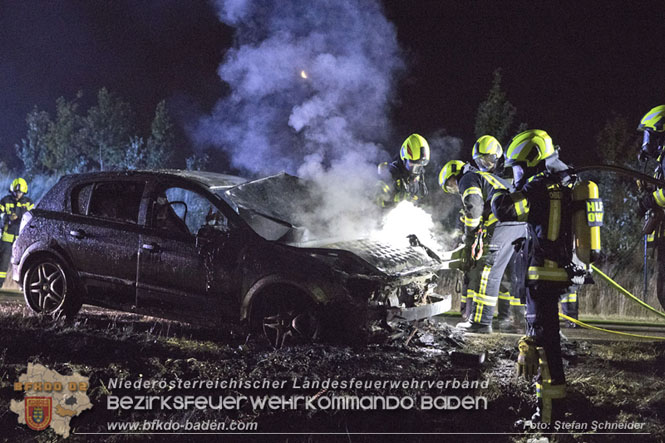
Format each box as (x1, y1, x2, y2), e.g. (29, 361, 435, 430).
(1, 298, 664, 442)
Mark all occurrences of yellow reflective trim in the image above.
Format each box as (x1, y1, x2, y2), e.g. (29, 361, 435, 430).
(544, 259, 557, 268)
(479, 264, 491, 296)
(547, 193, 561, 241)
(561, 293, 577, 303)
(498, 292, 511, 300)
(0, 271, 6, 278)
(510, 298, 525, 306)
(510, 192, 530, 221)
(527, 266, 569, 281)
(472, 297, 498, 306)
(653, 189, 665, 207)
(484, 213, 498, 227)
(462, 186, 482, 199)
(1, 231, 15, 242)
(464, 217, 481, 227)
(473, 303, 483, 323)
(477, 171, 507, 190)
(0, 204, 4, 212)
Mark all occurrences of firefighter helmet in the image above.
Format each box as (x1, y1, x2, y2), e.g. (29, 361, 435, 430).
(438, 160, 466, 193)
(472, 135, 502, 171)
(505, 129, 555, 168)
(10, 177, 28, 194)
(400, 134, 430, 174)
(637, 105, 665, 133)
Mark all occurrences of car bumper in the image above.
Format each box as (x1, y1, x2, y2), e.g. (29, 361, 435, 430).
(369, 294, 452, 323)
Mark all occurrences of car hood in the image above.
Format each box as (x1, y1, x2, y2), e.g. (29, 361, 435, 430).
(296, 238, 443, 276)
(223, 173, 443, 276)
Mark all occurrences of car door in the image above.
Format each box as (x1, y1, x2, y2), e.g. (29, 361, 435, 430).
(64, 179, 146, 307)
(136, 183, 236, 320)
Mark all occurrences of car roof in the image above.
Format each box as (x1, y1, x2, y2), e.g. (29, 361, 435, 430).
(60, 169, 249, 189)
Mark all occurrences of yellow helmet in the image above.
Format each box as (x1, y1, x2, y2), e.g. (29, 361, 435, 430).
(472, 135, 503, 159)
(10, 177, 28, 194)
(472, 135, 502, 171)
(505, 129, 555, 168)
(400, 134, 430, 174)
(438, 160, 466, 193)
(638, 105, 665, 133)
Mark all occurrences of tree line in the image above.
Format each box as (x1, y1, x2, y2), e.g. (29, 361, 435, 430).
(15, 88, 179, 176)
(13, 74, 645, 262)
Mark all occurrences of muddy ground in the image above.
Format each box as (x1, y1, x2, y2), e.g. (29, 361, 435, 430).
(1, 299, 664, 442)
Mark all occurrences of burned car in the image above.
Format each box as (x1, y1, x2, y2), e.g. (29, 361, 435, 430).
(12, 170, 451, 346)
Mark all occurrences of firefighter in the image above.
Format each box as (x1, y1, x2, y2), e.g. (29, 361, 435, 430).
(491, 129, 584, 424)
(439, 158, 526, 334)
(473, 135, 526, 329)
(560, 285, 580, 327)
(636, 104, 665, 310)
(0, 178, 34, 286)
(377, 134, 430, 207)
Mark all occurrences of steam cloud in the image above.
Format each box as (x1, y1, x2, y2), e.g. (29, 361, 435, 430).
(199, 0, 402, 177)
(198, 0, 461, 244)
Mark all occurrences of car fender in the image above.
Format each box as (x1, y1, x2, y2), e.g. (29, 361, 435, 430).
(239, 274, 330, 322)
(16, 239, 77, 284)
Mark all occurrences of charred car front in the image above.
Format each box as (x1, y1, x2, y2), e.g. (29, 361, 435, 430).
(12, 170, 450, 346)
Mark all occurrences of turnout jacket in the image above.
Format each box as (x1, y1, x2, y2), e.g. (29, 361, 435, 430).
(491, 172, 576, 287)
(458, 167, 509, 244)
(0, 194, 34, 242)
(377, 156, 428, 207)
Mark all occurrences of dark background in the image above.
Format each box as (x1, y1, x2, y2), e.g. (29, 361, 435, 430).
(1, 0, 663, 169)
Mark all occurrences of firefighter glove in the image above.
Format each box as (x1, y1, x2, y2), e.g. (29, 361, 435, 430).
(516, 336, 539, 379)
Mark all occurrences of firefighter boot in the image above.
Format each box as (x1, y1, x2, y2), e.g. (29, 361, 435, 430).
(455, 321, 492, 334)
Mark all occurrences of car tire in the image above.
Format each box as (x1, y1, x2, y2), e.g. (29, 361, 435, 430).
(252, 290, 320, 349)
(22, 256, 82, 319)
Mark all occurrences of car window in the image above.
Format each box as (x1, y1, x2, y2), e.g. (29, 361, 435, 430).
(88, 181, 145, 223)
(71, 183, 94, 215)
(158, 187, 228, 235)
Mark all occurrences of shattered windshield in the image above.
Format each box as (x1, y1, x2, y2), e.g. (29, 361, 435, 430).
(217, 173, 317, 242)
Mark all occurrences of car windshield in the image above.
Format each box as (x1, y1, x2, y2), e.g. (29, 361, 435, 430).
(217, 173, 317, 242)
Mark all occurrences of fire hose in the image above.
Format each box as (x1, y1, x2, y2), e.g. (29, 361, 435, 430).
(573, 163, 665, 188)
(557, 265, 665, 340)
(552, 164, 665, 338)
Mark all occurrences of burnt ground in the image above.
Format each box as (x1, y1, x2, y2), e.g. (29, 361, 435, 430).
(1, 297, 665, 443)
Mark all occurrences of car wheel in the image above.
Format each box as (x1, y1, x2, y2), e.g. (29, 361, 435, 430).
(258, 292, 320, 349)
(23, 257, 81, 319)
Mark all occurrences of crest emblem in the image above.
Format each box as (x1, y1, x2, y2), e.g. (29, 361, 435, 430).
(25, 397, 52, 431)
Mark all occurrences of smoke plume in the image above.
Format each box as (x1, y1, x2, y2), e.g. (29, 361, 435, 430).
(198, 0, 462, 244)
(198, 0, 402, 176)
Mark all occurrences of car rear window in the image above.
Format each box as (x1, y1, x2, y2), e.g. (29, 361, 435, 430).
(86, 181, 145, 223)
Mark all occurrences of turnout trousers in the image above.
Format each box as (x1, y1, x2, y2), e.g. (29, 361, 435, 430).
(0, 238, 12, 286)
(527, 284, 567, 423)
(466, 222, 528, 326)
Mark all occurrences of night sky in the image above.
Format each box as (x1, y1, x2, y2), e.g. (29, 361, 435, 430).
(1, 0, 663, 170)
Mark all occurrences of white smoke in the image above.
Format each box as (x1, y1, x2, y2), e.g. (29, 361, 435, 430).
(199, 0, 402, 177)
(198, 0, 463, 247)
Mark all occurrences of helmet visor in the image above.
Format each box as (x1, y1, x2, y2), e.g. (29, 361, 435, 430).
(641, 130, 663, 159)
(405, 159, 425, 174)
(475, 154, 497, 172)
(444, 176, 459, 194)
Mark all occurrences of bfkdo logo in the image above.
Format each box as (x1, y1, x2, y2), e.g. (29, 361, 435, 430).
(25, 397, 52, 431)
(10, 363, 92, 438)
